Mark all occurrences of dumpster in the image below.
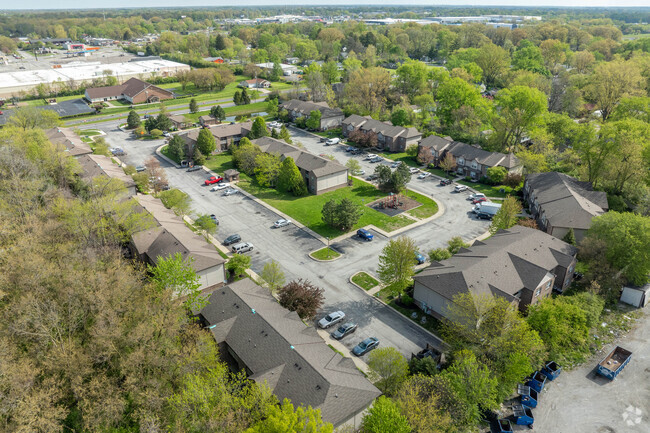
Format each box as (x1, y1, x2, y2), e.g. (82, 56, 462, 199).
(527, 370, 547, 393)
(542, 361, 562, 381)
(517, 384, 538, 408)
(597, 346, 632, 380)
(513, 404, 534, 428)
(497, 418, 514, 433)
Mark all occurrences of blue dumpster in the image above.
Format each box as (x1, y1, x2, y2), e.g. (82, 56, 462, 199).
(527, 370, 547, 393)
(513, 404, 534, 428)
(497, 418, 514, 433)
(542, 361, 562, 381)
(597, 346, 632, 380)
(517, 384, 538, 408)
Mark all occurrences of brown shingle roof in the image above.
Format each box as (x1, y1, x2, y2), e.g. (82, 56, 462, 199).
(200, 279, 381, 427)
(85, 83, 128, 100)
(44, 127, 93, 156)
(76, 154, 136, 189)
(342, 115, 420, 140)
(253, 137, 347, 177)
(280, 99, 344, 119)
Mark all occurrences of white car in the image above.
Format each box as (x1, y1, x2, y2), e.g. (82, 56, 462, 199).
(468, 192, 486, 201)
(390, 162, 400, 168)
(273, 218, 291, 228)
(417, 172, 431, 179)
(365, 154, 378, 160)
(268, 121, 282, 129)
(211, 182, 231, 191)
(325, 138, 340, 145)
(223, 188, 238, 196)
(318, 311, 346, 329)
(163, 131, 171, 137)
(409, 167, 420, 174)
(454, 184, 469, 192)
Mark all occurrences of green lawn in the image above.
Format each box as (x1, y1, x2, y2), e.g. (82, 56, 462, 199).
(183, 101, 267, 123)
(375, 286, 442, 335)
(351, 272, 379, 291)
(310, 247, 341, 260)
(456, 179, 516, 198)
(426, 167, 455, 179)
(79, 130, 102, 137)
(404, 189, 439, 219)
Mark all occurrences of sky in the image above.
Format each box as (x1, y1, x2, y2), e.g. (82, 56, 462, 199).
(3, 0, 650, 10)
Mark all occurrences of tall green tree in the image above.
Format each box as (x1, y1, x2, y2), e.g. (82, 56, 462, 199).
(279, 124, 292, 143)
(305, 109, 322, 131)
(394, 59, 430, 101)
(475, 43, 511, 87)
(321, 198, 362, 231)
(210, 104, 226, 121)
(194, 214, 218, 235)
(189, 98, 199, 114)
(127, 109, 141, 129)
(159, 188, 192, 216)
(367, 347, 410, 396)
(260, 260, 286, 293)
(226, 254, 251, 279)
(395, 376, 455, 433)
(254, 152, 282, 187)
(491, 85, 548, 152)
(377, 236, 417, 300)
(277, 156, 307, 196)
(7, 106, 60, 130)
(249, 117, 268, 139)
(266, 98, 279, 118)
(489, 195, 522, 235)
(245, 399, 333, 433)
(361, 396, 410, 433)
(168, 134, 186, 162)
(435, 77, 488, 130)
(512, 40, 549, 75)
(149, 252, 207, 311)
(196, 127, 216, 156)
(587, 60, 645, 121)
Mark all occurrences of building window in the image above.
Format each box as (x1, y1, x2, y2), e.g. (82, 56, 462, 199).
(471, 162, 478, 169)
(457, 158, 464, 166)
(535, 287, 541, 297)
(545, 280, 551, 289)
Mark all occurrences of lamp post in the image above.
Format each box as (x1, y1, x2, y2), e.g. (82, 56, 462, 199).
(327, 237, 330, 259)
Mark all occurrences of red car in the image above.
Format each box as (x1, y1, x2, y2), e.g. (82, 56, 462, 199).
(204, 176, 223, 185)
(472, 197, 488, 204)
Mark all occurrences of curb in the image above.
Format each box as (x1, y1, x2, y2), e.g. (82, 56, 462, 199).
(308, 247, 343, 262)
(155, 144, 181, 168)
(349, 271, 382, 294)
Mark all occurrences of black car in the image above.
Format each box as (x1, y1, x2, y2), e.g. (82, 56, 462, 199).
(187, 166, 201, 172)
(223, 234, 241, 246)
(476, 212, 493, 220)
(439, 178, 452, 186)
(331, 322, 358, 340)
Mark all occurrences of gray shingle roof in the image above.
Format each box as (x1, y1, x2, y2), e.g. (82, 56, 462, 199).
(132, 195, 225, 271)
(526, 172, 608, 230)
(253, 137, 347, 178)
(415, 227, 577, 302)
(446, 141, 520, 169)
(200, 279, 381, 427)
(76, 154, 136, 189)
(45, 127, 92, 156)
(281, 99, 344, 119)
(418, 135, 454, 152)
(342, 115, 421, 140)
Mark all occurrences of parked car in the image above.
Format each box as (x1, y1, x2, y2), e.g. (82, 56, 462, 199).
(223, 234, 241, 246)
(204, 176, 223, 185)
(355, 170, 366, 176)
(346, 146, 356, 152)
(325, 138, 340, 145)
(268, 121, 282, 129)
(110, 148, 126, 156)
(223, 188, 239, 196)
(318, 311, 346, 329)
(476, 211, 493, 220)
(352, 337, 380, 356)
(211, 182, 231, 191)
(162, 131, 171, 137)
(357, 228, 374, 241)
(365, 154, 378, 160)
(273, 218, 291, 228)
(417, 172, 431, 179)
(135, 165, 146, 172)
(472, 197, 488, 204)
(390, 161, 400, 168)
(331, 322, 358, 340)
(409, 167, 420, 174)
(415, 252, 426, 264)
(370, 156, 383, 163)
(210, 214, 219, 225)
(366, 174, 378, 181)
(232, 242, 254, 254)
(440, 178, 452, 186)
(187, 165, 202, 172)
(454, 184, 468, 192)
(468, 192, 486, 201)
(0, 110, 4, 115)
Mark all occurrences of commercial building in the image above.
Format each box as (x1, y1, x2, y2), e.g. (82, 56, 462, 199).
(198, 279, 381, 427)
(413, 227, 578, 320)
(85, 77, 174, 104)
(253, 137, 348, 195)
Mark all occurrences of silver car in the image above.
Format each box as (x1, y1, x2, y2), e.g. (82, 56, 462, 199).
(318, 311, 345, 329)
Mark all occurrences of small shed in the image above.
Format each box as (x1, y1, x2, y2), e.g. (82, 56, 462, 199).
(620, 283, 649, 308)
(199, 115, 220, 126)
(223, 169, 240, 182)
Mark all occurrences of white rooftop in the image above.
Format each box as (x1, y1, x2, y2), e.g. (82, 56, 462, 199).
(0, 59, 188, 89)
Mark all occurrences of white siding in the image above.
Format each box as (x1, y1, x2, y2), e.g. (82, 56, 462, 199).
(320, 115, 344, 130)
(197, 264, 226, 290)
(315, 170, 347, 193)
(413, 281, 454, 319)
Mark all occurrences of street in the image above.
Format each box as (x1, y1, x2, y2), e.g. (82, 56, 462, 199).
(85, 121, 490, 359)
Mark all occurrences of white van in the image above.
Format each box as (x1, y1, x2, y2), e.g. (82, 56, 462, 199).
(232, 242, 254, 254)
(473, 201, 502, 215)
(325, 137, 340, 145)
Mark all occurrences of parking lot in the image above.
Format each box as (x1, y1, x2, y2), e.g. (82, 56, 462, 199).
(86, 121, 490, 359)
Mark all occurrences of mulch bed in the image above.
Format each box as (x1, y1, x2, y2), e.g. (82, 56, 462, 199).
(367, 194, 422, 217)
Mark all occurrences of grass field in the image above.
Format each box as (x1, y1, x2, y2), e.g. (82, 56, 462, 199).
(183, 101, 267, 123)
(351, 272, 379, 291)
(404, 189, 439, 219)
(456, 179, 516, 198)
(310, 247, 341, 260)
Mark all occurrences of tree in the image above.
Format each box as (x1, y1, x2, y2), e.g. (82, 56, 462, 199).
(144, 156, 168, 193)
(390, 162, 411, 193)
(367, 347, 409, 396)
(512, 40, 548, 75)
(241, 88, 251, 105)
(269, 62, 283, 82)
(249, 116, 268, 139)
(214, 33, 227, 50)
(150, 128, 163, 138)
(321, 198, 361, 231)
(438, 152, 457, 174)
(194, 214, 218, 235)
(586, 212, 650, 285)
(168, 134, 186, 162)
(159, 188, 192, 216)
(586, 60, 645, 121)
(489, 196, 522, 235)
(127, 109, 141, 129)
(429, 248, 452, 262)
(231, 138, 262, 175)
(266, 98, 279, 118)
(563, 228, 576, 246)
(193, 148, 206, 166)
(260, 260, 286, 293)
(234, 90, 242, 105)
(245, 399, 333, 433)
(344, 67, 390, 115)
(196, 127, 216, 157)
(305, 110, 322, 131)
(156, 112, 172, 132)
(345, 159, 362, 176)
(149, 252, 207, 311)
(486, 166, 507, 185)
(7, 106, 60, 130)
(361, 396, 410, 433)
(277, 279, 324, 320)
(491, 86, 548, 152)
(395, 376, 455, 433)
(435, 77, 488, 130)
(254, 152, 281, 187)
(277, 157, 307, 196)
(394, 59, 430, 101)
(446, 236, 470, 254)
(390, 107, 410, 127)
(189, 98, 199, 114)
(475, 43, 510, 87)
(226, 254, 251, 279)
(377, 236, 417, 300)
(210, 105, 226, 121)
(279, 125, 292, 144)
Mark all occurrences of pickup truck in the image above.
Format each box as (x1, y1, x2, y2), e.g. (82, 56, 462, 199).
(597, 346, 632, 380)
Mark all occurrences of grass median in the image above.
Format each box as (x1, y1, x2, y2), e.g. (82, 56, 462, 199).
(351, 272, 379, 291)
(310, 247, 341, 260)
